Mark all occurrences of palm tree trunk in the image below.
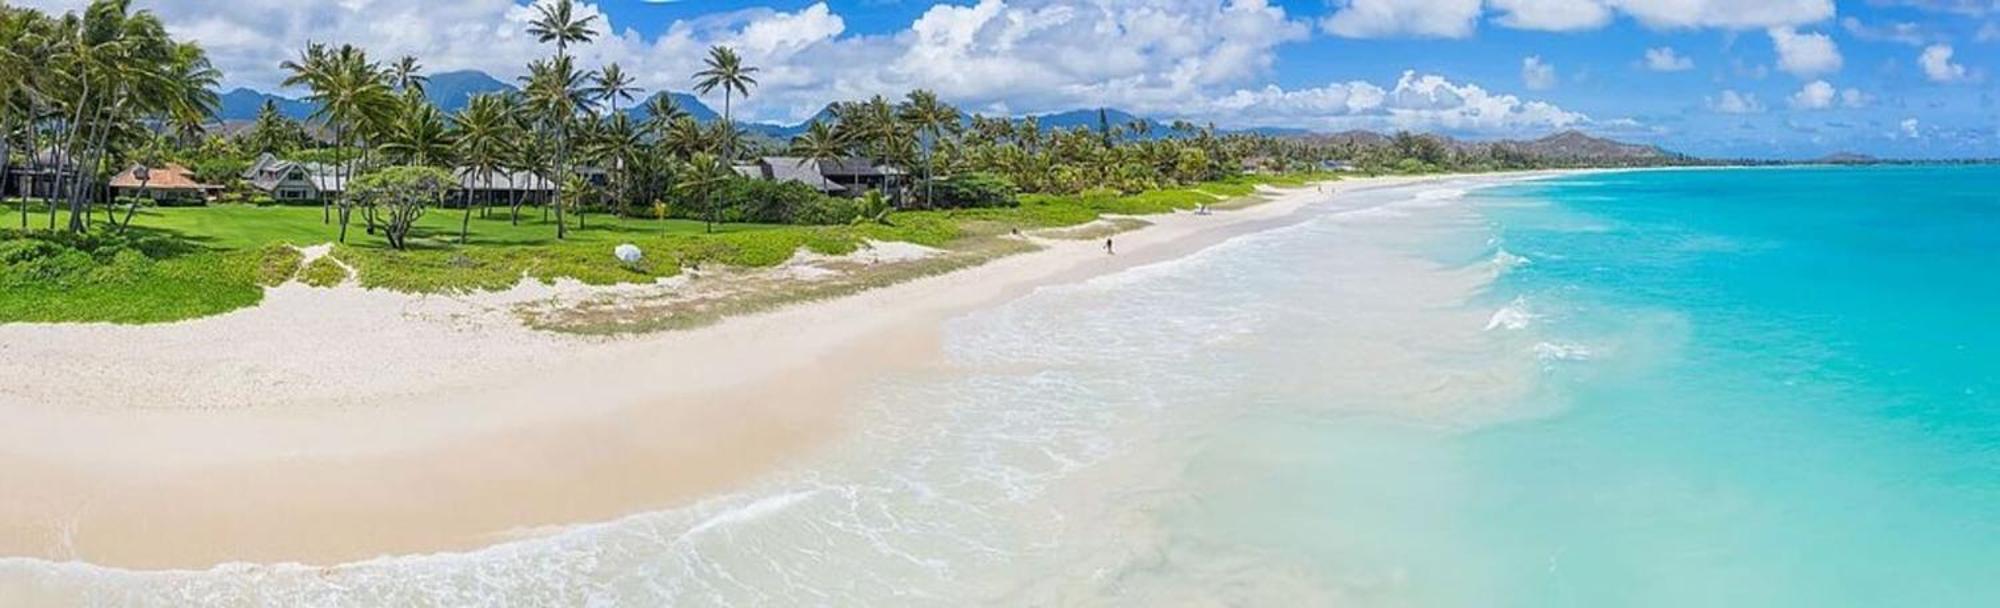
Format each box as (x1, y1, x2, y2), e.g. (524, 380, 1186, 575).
(461, 169, 482, 244)
(553, 123, 568, 239)
(325, 125, 340, 224)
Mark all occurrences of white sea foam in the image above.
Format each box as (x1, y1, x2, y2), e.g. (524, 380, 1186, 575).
(1533, 341, 1594, 362)
(1485, 297, 1535, 331)
(1492, 248, 1532, 272)
(1412, 188, 1468, 202)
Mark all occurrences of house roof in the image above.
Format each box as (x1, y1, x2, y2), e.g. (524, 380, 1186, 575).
(757, 157, 845, 193)
(817, 157, 905, 177)
(245, 153, 344, 193)
(108, 164, 218, 191)
(16, 147, 80, 173)
(454, 167, 555, 192)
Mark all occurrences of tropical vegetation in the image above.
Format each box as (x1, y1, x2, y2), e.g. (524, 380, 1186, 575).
(0, 0, 1545, 325)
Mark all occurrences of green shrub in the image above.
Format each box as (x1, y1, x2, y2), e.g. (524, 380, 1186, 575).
(191, 157, 250, 186)
(299, 255, 347, 287)
(0, 230, 270, 323)
(711, 178, 846, 224)
(931, 172, 1018, 209)
(256, 244, 303, 286)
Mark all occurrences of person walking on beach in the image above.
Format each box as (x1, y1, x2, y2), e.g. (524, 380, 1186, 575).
(1104, 238, 1115, 255)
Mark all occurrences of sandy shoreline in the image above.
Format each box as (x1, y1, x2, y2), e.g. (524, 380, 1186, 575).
(0, 172, 1576, 570)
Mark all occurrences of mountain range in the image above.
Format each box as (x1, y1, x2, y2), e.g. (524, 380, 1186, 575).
(211, 70, 1287, 139)
(211, 69, 1674, 162)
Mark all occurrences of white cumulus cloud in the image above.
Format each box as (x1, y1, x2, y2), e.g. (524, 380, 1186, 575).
(1490, 0, 1612, 31)
(6, 0, 1601, 135)
(1767, 26, 1843, 78)
(1918, 44, 1969, 83)
(1321, 0, 1833, 37)
(1522, 55, 1558, 90)
(1643, 46, 1694, 71)
(1320, 0, 1482, 38)
(1788, 80, 1835, 109)
(1840, 87, 1870, 107)
(1199, 70, 1590, 134)
(1709, 89, 1764, 114)
(1605, 0, 1833, 30)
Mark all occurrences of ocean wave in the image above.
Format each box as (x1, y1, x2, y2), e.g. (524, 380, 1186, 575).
(1532, 341, 1593, 362)
(1492, 248, 1532, 272)
(1413, 188, 1468, 202)
(1485, 297, 1535, 331)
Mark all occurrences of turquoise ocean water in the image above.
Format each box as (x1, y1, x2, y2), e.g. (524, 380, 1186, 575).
(8, 166, 1996, 605)
(1178, 166, 2000, 606)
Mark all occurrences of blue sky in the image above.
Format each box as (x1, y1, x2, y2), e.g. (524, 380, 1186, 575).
(20, 0, 2000, 158)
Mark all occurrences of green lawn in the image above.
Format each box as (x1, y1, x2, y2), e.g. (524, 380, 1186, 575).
(10, 199, 777, 251)
(2, 173, 1331, 325)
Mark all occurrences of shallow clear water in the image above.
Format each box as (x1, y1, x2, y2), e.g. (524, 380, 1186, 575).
(8, 167, 1997, 606)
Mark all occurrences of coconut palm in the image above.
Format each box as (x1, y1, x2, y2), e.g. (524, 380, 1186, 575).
(283, 43, 394, 228)
(787, 120, 847, 164)
(676, 151, 730, 233)
(526, 0, 598, 60)
(518, 54, 593, 238)
(450, 93, 513, 241)
(690, 45, 756, 162)
(657, 115, 706, 160)
(585, 112, 643, 217)
(379, 90, 453, 167)
(162, 42, 219, 146)
(388, 55, 427, 93)
(899, 89, 958, 207)
(589, 62, 640, 114)
(242, 99, 303, 155)
(786, 119, 846, 192)
(523, 0, 599, 240)
(48, 0, 180, 232)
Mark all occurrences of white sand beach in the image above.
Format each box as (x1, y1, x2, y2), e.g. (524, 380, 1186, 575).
(0, 173, 1571, 570)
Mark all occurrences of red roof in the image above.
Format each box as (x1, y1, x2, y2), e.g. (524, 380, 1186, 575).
(109, 164, 218, 191)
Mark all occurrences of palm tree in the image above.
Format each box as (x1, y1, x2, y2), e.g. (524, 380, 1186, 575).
(787, 120, 847, 165)
(388, 55, 427, 93)
(450, 93, 513, 242)
(163, 42, 219, 146)
(899, 89, 958, 207)
(518, 54, 592, 238)
(242, 99, 302, 155)
(586, 112, 643, 218)
(0, 7, 34, 227)
(526, 0, 599, 61)
(524, 0, 599, 240)
(48, 0, 180, 232)
(283, 43, 394, 234)
(380, 90, 453, 167)
(691, 45, 757, 163)
(589, 62, 640, 114)
(676, 152, 730, 233)
(657, 115, 706, 160)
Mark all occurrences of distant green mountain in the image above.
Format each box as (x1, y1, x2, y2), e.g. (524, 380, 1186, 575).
(217, 88, 316, 121)
(628, 91, 722, 123)
(210, 72, 1286, 144)
(425, 70, 514, 113)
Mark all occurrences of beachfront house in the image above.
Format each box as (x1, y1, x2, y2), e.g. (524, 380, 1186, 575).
(3, 148, 82, 200)
(243, 153, 345, 201)
(108, 164, 222, 203)
(734, 156, 905, 198)
(452, 168, 556, 206)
